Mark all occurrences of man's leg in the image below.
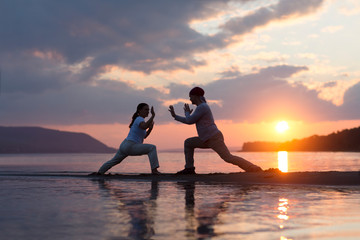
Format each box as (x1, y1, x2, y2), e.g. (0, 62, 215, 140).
(184, 136, 208, 169)
(208, 133, 262, 172)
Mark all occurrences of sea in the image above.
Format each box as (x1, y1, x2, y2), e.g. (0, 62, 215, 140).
(0, 151, 360, 240)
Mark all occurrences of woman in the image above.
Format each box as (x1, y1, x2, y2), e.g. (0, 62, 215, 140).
(96, 103, 161, 175)
(169, 87, 262, 174)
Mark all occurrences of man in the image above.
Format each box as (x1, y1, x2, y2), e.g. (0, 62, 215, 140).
(168, 87, 262, 174)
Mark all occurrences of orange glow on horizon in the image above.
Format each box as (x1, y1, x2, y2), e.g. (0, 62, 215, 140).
(45, 119, 360, 150)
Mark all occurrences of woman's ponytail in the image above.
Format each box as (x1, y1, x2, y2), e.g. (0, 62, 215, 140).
(129, 112, 138, 128)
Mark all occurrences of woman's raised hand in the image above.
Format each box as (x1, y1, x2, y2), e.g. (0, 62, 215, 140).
(151, 106, 155, 117)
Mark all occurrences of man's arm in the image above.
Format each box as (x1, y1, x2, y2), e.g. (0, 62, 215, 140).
(169, 104, 204, 124)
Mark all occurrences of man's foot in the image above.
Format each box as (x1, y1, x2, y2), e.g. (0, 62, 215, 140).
(264, 168, 282, 173)
(151, 168, 161, 175)
(246, 165, 263, 172)
(176, 167, 196, 175)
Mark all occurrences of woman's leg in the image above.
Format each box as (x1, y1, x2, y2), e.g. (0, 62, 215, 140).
(98, 142, 128, 174)
(207, 132, 262, 172)
(127, 142, 159, 170)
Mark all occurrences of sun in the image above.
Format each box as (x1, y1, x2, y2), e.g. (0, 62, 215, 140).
(276, 121, 289, 133)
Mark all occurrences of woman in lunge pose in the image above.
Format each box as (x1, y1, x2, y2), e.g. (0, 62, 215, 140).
(96, 103, 161, 175)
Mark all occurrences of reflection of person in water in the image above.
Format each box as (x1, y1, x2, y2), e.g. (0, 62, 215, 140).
(96, 180, 159, 239)
(177, 181, 227, 238)
(95, 103, 161, 175)
(169, 87, 262, 174)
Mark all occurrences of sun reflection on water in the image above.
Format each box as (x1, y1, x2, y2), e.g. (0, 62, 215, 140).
(277, 198, 289, 221)
(278, 151, 288, 172)
(278, 198, 292, 240)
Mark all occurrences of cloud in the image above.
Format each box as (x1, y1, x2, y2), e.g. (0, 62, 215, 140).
(0, 0, 325, 90)
(296, 53, 318, 60)
(339, 0, 360, 16)
(3, 0, 358, 126)
(339, 81, 360, 119)
(321, 25, 343, 33)
(0, 0, 326, 96)
(168, 65, 347, 123)
(0, 0, 227, 77)
(322, 81, 337, 88)
(1, 64, 360, 126)
(220, 0, 324, 37)
(1, 51, 72, 94)
(201, 65, 340, 122)
(0, 79, 165, 125)
(249, 51, 290, 63)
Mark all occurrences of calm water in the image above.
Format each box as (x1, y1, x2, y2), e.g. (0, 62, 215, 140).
(1, 152, 360, 240)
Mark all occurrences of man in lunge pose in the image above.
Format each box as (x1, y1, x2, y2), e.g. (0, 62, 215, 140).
(168, 87, 262, 174)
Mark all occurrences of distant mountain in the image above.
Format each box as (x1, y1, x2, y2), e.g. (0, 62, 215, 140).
(0, 126, 117, 154)
(242, 126, 360, 152)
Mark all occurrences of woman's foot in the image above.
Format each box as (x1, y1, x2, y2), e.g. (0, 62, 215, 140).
(151, 168, 161, 175)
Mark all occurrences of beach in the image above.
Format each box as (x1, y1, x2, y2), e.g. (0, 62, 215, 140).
(1, 152, 360, 239)
(8, 170, 359, 186)
(2, 0, 360, 238)
(1, 174, 359, 239)
(91, 170, 360, 185)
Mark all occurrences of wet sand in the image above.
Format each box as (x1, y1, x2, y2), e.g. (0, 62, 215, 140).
(2, 171, 359, 185)
(87, 171, 360, 186)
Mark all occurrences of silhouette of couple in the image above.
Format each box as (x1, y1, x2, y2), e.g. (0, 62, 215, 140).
(96, 87, 262, 175)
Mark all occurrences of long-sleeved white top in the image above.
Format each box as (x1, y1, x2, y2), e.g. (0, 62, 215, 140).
(174, 103, 220, 141)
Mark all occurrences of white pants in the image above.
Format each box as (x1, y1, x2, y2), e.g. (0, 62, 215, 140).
(98, 140, 159, 174)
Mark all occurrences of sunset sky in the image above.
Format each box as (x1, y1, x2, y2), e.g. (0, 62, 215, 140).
(1, 0, 359, 150)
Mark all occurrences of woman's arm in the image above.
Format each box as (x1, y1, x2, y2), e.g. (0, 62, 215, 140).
(139, 106, 155, 130)
(144, 121, 154, 139)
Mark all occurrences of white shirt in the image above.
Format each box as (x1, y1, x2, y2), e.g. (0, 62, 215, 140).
(126, 116, 146, 143)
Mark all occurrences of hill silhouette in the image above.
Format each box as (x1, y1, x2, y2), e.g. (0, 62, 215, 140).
(242, 126, 360, 152)
(0, 126, 116, 154)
